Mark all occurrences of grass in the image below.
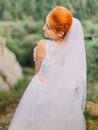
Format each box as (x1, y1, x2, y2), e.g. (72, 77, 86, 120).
(85, 82, 98, 130)
(87, 82, 98, 103)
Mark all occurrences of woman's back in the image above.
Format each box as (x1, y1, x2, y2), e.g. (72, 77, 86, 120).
(37, 39, 63, 85)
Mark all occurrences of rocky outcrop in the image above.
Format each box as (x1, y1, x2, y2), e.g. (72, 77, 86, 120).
(0, 77, 9, 90)
(0, 37, 23, 90)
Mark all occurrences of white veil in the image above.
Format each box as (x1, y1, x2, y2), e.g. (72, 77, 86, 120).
(38, 18, 87, 130)
(51, 17, 87, 109)
(43, 18, 87, 130)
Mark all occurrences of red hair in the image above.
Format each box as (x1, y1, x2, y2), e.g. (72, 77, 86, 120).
(48, 6, 72, 36)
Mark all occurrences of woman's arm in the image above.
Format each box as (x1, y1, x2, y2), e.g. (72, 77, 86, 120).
(34, 54, 42, 74)
(33, 40, 46, 74)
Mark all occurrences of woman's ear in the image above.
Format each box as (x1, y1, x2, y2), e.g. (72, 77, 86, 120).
(57, 32, 64, 38)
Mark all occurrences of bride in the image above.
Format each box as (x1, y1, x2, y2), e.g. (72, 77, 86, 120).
(8, 6, 87, 130)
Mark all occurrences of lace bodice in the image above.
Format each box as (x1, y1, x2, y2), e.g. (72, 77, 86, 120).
(38, 40, 63, 82)
(44, 40, 62, 64)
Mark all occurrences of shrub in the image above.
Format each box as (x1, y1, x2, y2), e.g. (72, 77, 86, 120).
(86, 39, 98, 83)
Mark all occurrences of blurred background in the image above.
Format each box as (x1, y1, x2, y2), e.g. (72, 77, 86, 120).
(0, 0, 98, 130)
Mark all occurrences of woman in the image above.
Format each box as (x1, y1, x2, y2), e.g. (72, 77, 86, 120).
(8, 6, 87, 130)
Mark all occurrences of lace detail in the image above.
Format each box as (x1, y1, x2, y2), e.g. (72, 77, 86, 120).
(44, 40, 63, 66)
(38, 40, 63, 81)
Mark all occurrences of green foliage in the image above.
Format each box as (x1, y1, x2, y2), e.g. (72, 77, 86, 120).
(86, 39, 98, 83)
(23, 20, 43, 34)
(83, 20, 98, 34)
(87, 89, 98, 103)
(0, 20, 43, 67)
(0, 0, 98, 21)
(2, 11, 13, 21)
(85, 110, 98, 120)
(85, 82, 98, 130)
(87, 81, 98, 103)
(86, 0, 98, 16)
(0, 90, 13, 101)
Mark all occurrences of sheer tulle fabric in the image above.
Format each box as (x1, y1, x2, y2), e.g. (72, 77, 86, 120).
(8, 18, 86, 130)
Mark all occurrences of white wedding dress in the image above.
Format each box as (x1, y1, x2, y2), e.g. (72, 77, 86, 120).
(8, 18, 86, 130)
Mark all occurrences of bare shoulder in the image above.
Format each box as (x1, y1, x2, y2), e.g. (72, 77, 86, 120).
(37, 39, 46, 49)
(37, 39, 47, 59)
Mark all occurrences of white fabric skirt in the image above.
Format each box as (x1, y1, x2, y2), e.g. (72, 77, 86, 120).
(8, 75, 86, 130)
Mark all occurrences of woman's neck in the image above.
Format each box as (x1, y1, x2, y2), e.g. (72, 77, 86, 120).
(54, 38, 64, 44)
